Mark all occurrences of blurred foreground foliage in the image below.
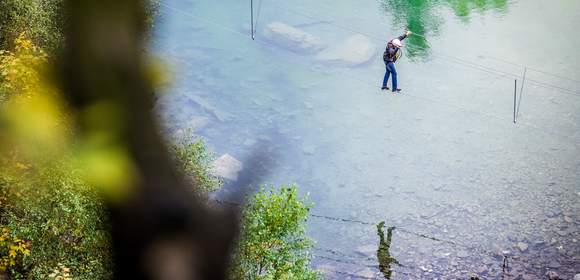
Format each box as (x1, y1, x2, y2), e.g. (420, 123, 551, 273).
(0, 35, 69, 162)
(0, 1, 319, 279)
(0, 36, 111, 279)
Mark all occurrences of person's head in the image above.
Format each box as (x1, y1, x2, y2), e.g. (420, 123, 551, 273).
(391, 39, 403, 48)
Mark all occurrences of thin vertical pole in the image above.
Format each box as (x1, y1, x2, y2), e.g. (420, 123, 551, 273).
(513, 79, 517, 124)
(250, 0, 254, 40)
(516, 67, 527, 121)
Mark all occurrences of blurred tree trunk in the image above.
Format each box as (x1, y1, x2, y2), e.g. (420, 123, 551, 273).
(59, 0, 237, 279)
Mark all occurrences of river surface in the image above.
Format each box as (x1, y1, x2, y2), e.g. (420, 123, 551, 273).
(151, 0, 580, 278)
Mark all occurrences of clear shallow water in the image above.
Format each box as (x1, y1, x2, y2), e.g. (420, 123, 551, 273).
(152, 0, 580, 278)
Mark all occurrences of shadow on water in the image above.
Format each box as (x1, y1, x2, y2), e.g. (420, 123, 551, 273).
(213, 127, 288, 204)
(376, 221, 401, 279)
(379, 0, 509, 60)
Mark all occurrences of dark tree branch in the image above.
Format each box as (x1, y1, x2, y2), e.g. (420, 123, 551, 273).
(59, 0, 238, 279)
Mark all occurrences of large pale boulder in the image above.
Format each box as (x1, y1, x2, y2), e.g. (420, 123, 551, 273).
(210, 154, 243, 181)
(263, 22, 325, 54)
(316, 34, 376, 66)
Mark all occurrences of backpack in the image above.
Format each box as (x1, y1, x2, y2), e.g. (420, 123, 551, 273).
(383, 47, 401, 62)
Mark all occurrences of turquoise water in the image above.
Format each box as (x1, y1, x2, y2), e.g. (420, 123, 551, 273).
(152, 0, 580, 278)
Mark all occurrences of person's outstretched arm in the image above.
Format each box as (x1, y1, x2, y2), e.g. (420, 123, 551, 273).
(398, 30, 413, 41)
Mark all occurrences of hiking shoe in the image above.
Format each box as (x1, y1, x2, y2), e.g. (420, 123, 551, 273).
(381, 86, 390, 90)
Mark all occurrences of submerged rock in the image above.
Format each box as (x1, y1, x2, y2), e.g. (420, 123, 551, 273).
(263, 22, 325, 54)
(547, 260, 561, 269)
(316, 34, 376, 67)
(185, 115, 209, 132)
(355, 244, 376, 257)
(516, 242, 529, 252)
(356, 268, 376, 279)
(186, 95, 231, 122)
(302, 145, 317, 155)
(546, 271, 560, 280)
(457, 250, 469, 258)
(476, 265, 488, 274)
(243, 138, 257, 147)
(210, 154, 243, 181)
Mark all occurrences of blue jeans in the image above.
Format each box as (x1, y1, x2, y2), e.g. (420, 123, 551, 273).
(382, 61, 397, 91)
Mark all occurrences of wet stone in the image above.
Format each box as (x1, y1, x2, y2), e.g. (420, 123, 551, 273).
(356, 268, 376, 279)
(263, 22, 326, 54)
(186, 115, 209, 132)
(547, 260, 561, 268)
(186, 95, 232, 122)
(243, 138, 256, 147)
(457, 250, 469, 258)
(520, 274, 535, 280)
(302, 145, 316, 155)
(316, 34, 376, 67)
(210, 154, 243, 181)
(546, 209, 562, 218)
(556, 229, 571, 236)
(477, 265, 488, 274)
(546, 271, 560, 280)
(355, 244, 376, 257)
(533, 240, 546, 246)
(516, 242, 529, 252)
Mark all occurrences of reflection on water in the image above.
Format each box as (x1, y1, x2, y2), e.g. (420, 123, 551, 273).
(377, 221, 401, 279)
(380, 0, 509, 59)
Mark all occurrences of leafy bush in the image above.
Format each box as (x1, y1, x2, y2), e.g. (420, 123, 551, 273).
(0, 0, 158, 53)
(230, 186, 321, 280)
(0, 34, 50, 102)
(0, 36, 110, 279)
(0, 225, 30, 272)
(169, 134, 222, 194)
(0, 166, 111, 279)
(47, 263, 73, 280)
(0, 0, 64, 52)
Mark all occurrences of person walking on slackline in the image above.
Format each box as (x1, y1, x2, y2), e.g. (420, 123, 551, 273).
(381, 30, 412, 92)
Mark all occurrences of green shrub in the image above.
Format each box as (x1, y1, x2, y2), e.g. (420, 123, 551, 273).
(0, 0, 158, 53)
(0, 35, 110, 279)
(0, 163, 111, 279)
(230, 186, 321, 280)
(0, 0, 64, 52)
(169, 134, 222, 194)
(0, 225, 30, 273)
